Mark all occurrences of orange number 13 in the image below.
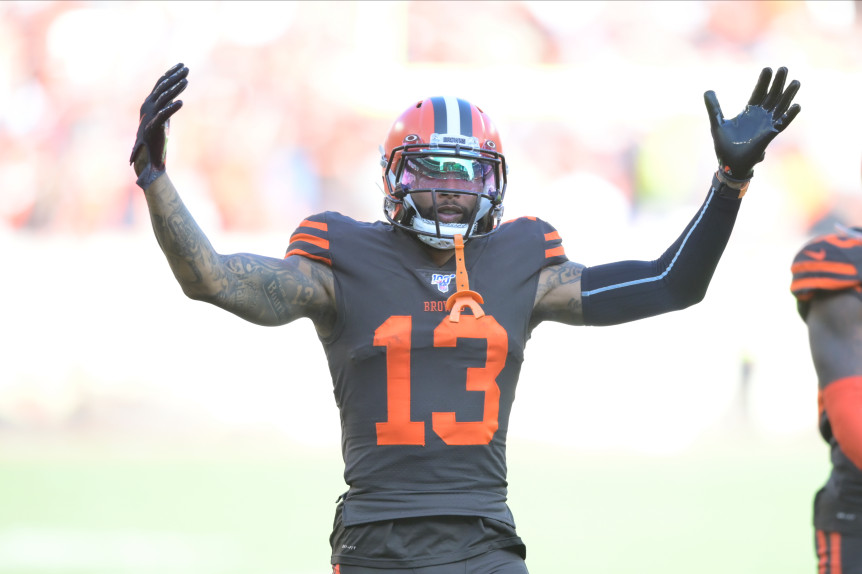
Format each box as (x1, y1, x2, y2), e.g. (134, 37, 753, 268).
(374, 315, 508, 446)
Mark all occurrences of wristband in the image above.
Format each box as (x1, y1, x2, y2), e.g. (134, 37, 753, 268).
(714, 169, 749, 199)
(136, 165, 165, 190)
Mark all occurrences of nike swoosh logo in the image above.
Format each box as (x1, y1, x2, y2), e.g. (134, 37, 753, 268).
(804, 249, 827, 260)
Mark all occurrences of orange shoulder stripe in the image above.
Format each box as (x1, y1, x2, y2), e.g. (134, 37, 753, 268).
(298, 219, 328, 231)
(284, 248, 332, 266)
(825, 235, 862, 249)
(545, 246, 565, 258)
(791, 261, 857, 276)
(544, 231, 561, 242)
(288, 232, 330, 250)
(791, 277, 861, 292)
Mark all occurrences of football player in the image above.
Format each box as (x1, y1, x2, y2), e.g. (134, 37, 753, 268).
(132, 63, 800, 573)
(792, 223, 862, 573)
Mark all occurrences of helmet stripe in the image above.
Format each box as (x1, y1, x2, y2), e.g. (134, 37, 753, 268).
(456, 98, 472, 137)
(430, 97, 449, 135)
(430, 96, 473, 137)
(442, 97, 460, 135)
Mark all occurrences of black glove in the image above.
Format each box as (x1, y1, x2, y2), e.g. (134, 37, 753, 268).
(130, 63, 189, 189)
(704, 66, 801, 183)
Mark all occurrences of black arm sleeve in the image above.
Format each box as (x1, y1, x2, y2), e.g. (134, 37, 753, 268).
(581, 174, 742, 326)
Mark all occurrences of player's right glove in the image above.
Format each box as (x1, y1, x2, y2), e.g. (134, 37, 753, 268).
(130, 63, 189, 190)
(704, 66, 801, 187)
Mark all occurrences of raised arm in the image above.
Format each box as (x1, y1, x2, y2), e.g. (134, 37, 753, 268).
(533, 66, 800, 327)
(130, 64, 335, 334)
(532, 178, 739, 327)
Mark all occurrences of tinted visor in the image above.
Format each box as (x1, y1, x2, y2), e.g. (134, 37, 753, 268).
(406, 155, 493, 182)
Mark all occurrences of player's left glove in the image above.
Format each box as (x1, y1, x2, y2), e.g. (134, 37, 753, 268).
(130, 63, 189, 190)
(704, 66, 801, 186)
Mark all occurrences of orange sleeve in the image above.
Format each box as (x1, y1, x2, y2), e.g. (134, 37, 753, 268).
(822, 376, 862, 469)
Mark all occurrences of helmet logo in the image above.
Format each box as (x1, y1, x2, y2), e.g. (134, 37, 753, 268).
(430, 133, 480, 149)
(431, 273, 456, 293)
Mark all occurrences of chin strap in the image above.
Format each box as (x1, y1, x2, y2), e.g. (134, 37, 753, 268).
(445, 234, 485, 322)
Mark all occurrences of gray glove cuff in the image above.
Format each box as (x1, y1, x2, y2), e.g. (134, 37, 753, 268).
(136, 165, 165, 190)
(713, 170, 749, 199)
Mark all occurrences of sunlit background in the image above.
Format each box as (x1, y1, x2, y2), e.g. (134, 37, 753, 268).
(3, 1, 862, 572)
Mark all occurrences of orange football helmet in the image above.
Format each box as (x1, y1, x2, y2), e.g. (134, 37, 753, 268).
(380, 97, 507, 249)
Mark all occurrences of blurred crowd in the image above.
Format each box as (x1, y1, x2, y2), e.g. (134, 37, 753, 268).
(4, 1, 862, 444)
(2, 1, 862, 237)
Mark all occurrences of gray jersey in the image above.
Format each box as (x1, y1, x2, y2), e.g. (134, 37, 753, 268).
(286, 212, 566, 533)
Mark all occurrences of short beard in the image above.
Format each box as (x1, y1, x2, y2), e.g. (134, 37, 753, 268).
(413, 194, 472, 224)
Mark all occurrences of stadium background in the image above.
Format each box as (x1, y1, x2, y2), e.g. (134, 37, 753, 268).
(2, 1, 862, 572)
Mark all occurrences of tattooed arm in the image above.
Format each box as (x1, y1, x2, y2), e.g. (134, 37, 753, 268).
(130, 64, 335, 335)
(532, 261, 587, 328)
(142, 173, 336, 336)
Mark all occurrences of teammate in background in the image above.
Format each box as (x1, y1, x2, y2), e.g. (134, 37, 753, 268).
(132, 63, 800, 573)
(792, 220, 862, 573)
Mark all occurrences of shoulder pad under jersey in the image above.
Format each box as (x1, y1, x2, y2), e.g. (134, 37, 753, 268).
(498, 216, 568, 267)
(285, 213, 332, 266)
(791, 228, 862, 317)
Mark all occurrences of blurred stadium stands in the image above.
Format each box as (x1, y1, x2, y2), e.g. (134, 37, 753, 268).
(5, 2, 862, 572)
(2, 0, 862, 452)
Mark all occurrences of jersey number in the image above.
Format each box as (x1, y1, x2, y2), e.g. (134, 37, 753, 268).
(373, 315, 508, 446)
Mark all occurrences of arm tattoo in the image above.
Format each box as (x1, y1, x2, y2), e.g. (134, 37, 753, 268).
(557, 263, 583, 287)
(150, 190, 223, 290)
(533, 261, 585, 326)
(215, 253, 334, 327)
(147, 185, 333, 328)
(556, 263, 584, 317)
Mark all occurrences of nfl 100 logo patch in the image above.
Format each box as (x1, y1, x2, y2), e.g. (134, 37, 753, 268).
(431, 273, 456, 293)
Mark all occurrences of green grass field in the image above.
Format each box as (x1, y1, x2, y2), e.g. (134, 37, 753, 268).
(0, 434, 826, 574)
